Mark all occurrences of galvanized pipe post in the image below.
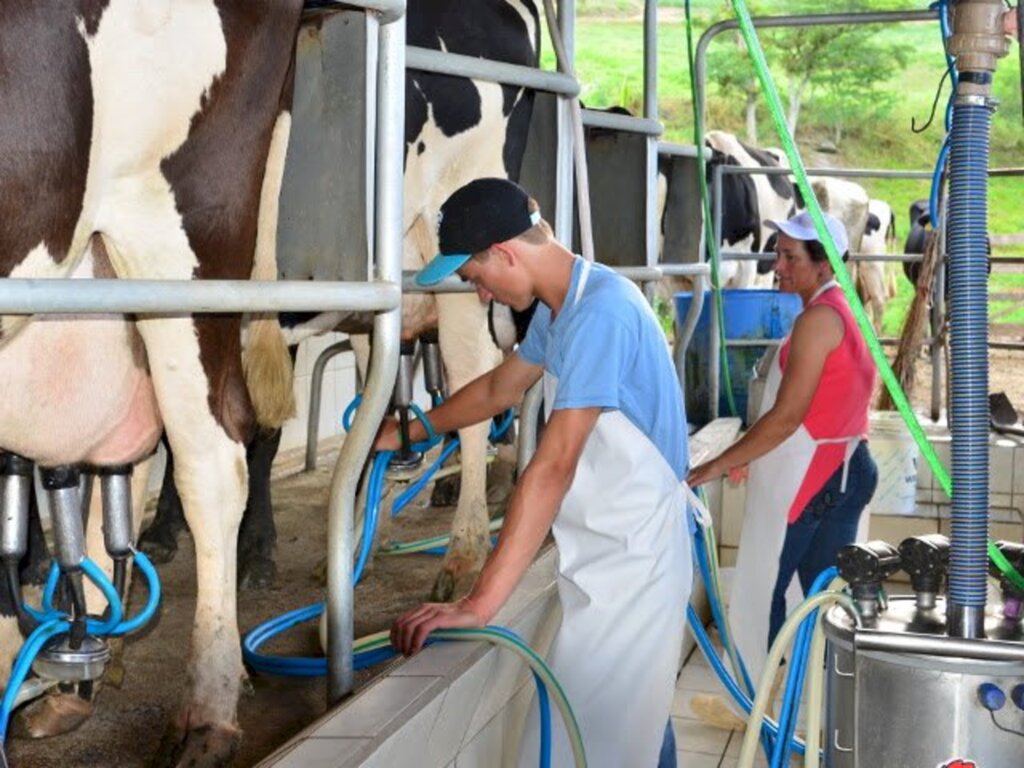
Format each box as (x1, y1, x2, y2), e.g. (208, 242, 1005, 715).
(326, 4, 405, 704)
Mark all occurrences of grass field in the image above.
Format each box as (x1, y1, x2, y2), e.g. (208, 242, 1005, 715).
(541, 4, 1023, 333)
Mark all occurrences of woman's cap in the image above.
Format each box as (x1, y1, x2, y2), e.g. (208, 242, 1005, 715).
(767, 210, 849, 255)
(416, 178, 540, 287)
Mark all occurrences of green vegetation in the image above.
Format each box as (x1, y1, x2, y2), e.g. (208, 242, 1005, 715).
(541, 1, 1023, 333)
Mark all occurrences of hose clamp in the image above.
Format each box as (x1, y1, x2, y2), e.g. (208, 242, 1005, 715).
(954, 92, 997, 108)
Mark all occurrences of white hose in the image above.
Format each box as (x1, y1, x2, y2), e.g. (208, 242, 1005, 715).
(736, 590, 859, 768)
(541, 0, 595, 262)
(802, 577, 846, 768)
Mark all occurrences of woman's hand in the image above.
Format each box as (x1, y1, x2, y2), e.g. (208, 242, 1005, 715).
(687, 459, 721, 488)
(727, 465, 749, 484)
(390, 597, 487, 656)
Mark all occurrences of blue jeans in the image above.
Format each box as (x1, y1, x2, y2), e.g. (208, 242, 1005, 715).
(657, 719, 676, 767)
(767, 440, 878, 649)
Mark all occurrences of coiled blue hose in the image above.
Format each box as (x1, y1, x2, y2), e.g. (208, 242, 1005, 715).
(242, 612, 555, 767)
(2, 552, 161, 744)
(946, 99, 994, 617)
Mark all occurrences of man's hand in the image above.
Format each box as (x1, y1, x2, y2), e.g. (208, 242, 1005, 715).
(373, 416, 402, 452)
(390, 598, 487, 656)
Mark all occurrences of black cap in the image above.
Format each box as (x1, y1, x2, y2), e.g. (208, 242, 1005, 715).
(417, 178, 540, 286)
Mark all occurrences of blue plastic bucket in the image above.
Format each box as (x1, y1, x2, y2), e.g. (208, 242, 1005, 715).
(675, 289, 803, 427)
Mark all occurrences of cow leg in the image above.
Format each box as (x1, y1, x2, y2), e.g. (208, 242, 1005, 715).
(237, 427, 281, 591)
(432, 293, 502, 602)
(134, 316, 248, 768)
(138, 436, 189, 564)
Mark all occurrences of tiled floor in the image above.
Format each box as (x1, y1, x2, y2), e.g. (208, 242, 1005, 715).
(672, 636, 805, 768)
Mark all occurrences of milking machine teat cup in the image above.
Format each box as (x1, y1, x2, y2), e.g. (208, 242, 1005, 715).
(0, 455, 160, 740)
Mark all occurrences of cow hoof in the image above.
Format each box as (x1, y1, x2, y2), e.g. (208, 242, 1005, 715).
(138, 526, 183, 565)
(16, 691, 93, 739)
(430, 570, 456, 602)
(238, 555, 276, 591)
(154, 721, 241, 768)
(310, 556, 327, 585)
(19, 556, 51, 586)
(104, 638, 127, 689)
(430, 566, 477, 603)
(430, 474, 461, 507)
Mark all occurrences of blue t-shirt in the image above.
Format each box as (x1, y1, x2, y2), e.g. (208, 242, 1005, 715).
(516, 257, 689, 480)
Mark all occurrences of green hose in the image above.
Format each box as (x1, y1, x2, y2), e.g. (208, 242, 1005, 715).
(727, 0, 1024, 594)
(352, 627, 587, 767)
(685, 0, 738, 418)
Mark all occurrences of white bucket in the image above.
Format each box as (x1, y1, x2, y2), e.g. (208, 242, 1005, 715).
(869, 411, 921, 516)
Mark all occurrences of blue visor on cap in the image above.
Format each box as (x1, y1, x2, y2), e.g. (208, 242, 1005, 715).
(415, 252, 472, 287)
(415, 210, 541, 287)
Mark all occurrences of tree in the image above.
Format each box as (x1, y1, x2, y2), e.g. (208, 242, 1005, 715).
(768, 20, 909, 142)
(702, 0, 913, 144)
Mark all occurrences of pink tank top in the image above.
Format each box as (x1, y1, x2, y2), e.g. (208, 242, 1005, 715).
(778, 285, 875, 523)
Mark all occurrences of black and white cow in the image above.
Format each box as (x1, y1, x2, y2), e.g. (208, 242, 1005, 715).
(654, 130, 796, 309)
(703, 130, 797, 288)
(1, 2, 305, 763)
(139, 1, 541, 601)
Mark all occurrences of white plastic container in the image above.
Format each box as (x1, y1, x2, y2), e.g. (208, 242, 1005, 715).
(869, 411, 921, 516)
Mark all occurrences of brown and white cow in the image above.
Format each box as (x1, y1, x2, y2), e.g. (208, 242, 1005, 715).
(0, 1, 303, 763)
(139, 0, 541, 603)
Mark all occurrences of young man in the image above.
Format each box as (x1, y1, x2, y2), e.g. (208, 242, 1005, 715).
(378, 177, 692, 767)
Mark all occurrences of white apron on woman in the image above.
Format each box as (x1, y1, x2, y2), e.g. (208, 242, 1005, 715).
(518, 262, 693, 768)
(727, 281, 866, 684)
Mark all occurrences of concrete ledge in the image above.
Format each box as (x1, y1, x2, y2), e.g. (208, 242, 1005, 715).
(259, 549, 561, 768)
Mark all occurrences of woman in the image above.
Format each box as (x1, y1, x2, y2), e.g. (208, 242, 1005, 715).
(688, 210, 878, 685)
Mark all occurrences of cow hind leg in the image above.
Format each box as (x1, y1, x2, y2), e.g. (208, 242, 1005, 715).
(135, 316, 247, 768)
(237, 427, 282, 590)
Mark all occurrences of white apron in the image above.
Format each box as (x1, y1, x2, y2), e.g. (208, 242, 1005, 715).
(727, 280, 867, 684)
(518, 262, 693, 768)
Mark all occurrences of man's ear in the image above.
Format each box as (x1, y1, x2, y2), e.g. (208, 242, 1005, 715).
(492, 242, 518, 267)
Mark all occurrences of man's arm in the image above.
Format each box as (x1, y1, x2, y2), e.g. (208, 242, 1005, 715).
(375, 352, 543, 451)
(390, 405, 601, 655)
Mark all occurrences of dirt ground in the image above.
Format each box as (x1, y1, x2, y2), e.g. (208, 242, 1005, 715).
(883, 331, 1024, 423)
(8, 452, 516, 768)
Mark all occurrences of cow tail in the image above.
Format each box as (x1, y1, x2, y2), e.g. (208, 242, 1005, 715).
(244, 109, 295, 430)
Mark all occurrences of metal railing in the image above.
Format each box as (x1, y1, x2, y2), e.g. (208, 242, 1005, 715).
(703, 162, 1024, 421)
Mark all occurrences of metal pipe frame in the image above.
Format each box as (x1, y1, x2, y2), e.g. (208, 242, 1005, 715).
(305, 340, 354, 473)
(406, 46, 578, 96)
(326, 9, 405, 704)
(581, 109, 662, 136)
(718, 251, 925, 263)
(693, 9, 939, 124)
(718, 163, 1023, 180)
(854, 628, 1024, 664)
(658, 141, 713, 159)
(709, 163, 725, 419)
(643, 0, 657, 121)
(0, 279, 399, 315)
(303, 0, 404, 24)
